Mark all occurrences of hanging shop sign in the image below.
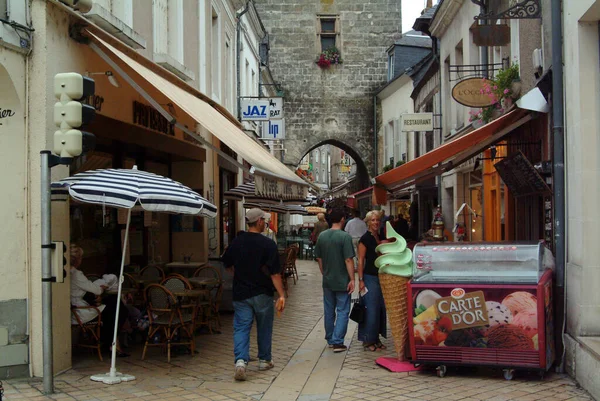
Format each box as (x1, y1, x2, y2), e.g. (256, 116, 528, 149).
(494, 151, 551, 197)
(268, 97, 284, 119)
(261, 119, 285, 140)
(452, 78, 496, 108)
(401, 112, 434, 132)
(471, 24, 511, 47)
(241, 99, 269, 121)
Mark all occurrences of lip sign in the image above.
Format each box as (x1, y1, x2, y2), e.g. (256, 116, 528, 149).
(451, 288, 466, 299)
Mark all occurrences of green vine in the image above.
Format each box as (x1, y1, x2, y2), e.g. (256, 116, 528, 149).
(469, 63, 521, 125)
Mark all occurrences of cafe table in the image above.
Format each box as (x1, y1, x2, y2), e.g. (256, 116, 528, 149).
(188, 276, 219, 288)
(129, 275, 161, 287)
(105, 287, 138, 296)
(170, 288, 206, 299)
(166, 261, 207, 277)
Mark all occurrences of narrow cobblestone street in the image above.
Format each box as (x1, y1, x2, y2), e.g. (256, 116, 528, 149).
(3, 260, 594, 401)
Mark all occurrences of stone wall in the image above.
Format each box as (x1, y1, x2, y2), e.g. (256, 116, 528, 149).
(253, 0, 402, 182)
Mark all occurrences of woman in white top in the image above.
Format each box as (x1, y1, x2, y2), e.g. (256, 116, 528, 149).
(70, 245, 106, 324)
(70, 245, 129, 356)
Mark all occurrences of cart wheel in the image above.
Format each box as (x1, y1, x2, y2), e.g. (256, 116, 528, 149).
(503, 369, 515, 381)
(436, 365, 447, 378)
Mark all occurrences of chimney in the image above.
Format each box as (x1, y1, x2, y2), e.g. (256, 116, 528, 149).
(427, 0, 433, 8)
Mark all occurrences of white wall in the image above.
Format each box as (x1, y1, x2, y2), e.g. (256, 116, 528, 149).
(437, 0, 480, 136)
(0, 50, 27, 304)
(379, 75, 415, 169)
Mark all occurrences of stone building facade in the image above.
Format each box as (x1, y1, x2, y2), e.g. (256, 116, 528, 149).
(253, 0, 402, 185)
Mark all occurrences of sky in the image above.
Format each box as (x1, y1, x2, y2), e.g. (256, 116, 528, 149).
(402, 0, 439, 33)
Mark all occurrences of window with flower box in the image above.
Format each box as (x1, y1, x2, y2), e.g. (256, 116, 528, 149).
(316, 15, 342, 68)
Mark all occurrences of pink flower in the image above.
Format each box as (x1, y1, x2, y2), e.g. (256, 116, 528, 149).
(504, 89, 510, 95)
(493, 85, 498, 90)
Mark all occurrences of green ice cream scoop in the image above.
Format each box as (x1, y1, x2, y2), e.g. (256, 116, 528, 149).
(374, 221, 413, 278)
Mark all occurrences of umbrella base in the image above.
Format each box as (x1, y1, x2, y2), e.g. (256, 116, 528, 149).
(90, 371, 136, 384)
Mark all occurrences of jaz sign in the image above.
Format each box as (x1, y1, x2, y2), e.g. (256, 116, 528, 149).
(435, 289, 489, 330)
(241, 99, 269, 121)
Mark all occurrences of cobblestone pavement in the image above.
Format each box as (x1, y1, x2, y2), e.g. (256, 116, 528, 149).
(2, 260, 594, 401)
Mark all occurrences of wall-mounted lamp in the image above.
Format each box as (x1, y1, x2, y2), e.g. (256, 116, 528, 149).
(85, 71, 120, 88)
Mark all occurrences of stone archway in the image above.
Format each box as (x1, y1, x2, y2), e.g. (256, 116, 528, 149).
(292, 139, 372, 191)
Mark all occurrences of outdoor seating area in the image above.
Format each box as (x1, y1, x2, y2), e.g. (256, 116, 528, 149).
(71, 263, 224, 364)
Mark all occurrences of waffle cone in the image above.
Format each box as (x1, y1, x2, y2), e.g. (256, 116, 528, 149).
(379, 273, 409, 360)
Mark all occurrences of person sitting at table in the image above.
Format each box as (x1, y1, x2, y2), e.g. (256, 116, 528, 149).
(70, 244, 129, 357)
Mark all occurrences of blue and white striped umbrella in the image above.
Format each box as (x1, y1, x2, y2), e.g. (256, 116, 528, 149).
(52, 166, 217, 382)
(51, 166, 217, 218)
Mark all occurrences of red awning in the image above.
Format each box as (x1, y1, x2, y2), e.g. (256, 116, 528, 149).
(346, 186, 373, 209)
(374, 109, 533, 204)
(348, 186, 373, 198)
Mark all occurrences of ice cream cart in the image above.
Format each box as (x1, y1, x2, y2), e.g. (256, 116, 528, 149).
(408, 241, 555, 380)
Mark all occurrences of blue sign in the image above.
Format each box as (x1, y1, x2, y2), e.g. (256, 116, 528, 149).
(261, 119, 285, 140)
(241, 99, 269, 121)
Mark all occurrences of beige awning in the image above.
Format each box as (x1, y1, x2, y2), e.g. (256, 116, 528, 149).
(85, 31, 307, 196)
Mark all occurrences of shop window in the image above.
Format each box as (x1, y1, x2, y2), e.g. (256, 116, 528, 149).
(317, 15, 340, 53)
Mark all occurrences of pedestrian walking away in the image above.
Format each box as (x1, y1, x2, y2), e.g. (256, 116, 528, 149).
(222, 208, 286, 381)
(344, 209, 368, 269)
(357, 211, 387, 352)
(314, 208, 355, 353)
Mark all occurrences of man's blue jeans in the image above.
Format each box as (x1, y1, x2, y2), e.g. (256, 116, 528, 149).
(233, 293, 274, 363)
(323, 287, 351, 345)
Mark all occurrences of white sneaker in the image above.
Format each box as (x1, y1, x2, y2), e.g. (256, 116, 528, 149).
(234, 359, 247, 381)
(258, 359, 274, 370)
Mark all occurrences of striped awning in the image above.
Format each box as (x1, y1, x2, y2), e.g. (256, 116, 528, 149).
(243, 202, 308, 216)
(51, 166, 217, 218)
(224, 182, 310, 205)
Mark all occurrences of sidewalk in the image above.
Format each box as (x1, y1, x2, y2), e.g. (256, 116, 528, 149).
(2, 260, 594, 401)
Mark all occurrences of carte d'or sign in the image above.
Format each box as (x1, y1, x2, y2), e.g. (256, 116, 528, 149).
(435, 289, 489, 330)
(452, 78, 496, 108)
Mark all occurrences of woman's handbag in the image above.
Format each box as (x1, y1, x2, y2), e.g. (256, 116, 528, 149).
(349, 296, 366, 323)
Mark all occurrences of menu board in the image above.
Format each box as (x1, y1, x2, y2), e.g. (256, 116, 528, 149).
(494, 151, 550, 197)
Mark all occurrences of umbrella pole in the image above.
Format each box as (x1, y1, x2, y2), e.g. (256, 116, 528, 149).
(90, 208, 136, 384)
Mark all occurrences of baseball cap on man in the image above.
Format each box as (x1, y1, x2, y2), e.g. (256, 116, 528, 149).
(245, 208, 271, 223)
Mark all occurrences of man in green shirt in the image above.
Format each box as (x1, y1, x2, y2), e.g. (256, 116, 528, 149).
(314, 208, 356, 352)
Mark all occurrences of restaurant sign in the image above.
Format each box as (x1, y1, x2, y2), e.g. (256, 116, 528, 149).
(401, 113, 433, 132)
(452, 78, 496, 108)
(255, 175, 308, 200)
(435, 289, 489, 330)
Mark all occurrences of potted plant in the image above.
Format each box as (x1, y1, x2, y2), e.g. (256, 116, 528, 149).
(469, 64, 521, 126)
(316, 47, 343, 69)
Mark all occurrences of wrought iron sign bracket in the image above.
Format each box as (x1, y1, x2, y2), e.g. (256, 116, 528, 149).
(473, 0, 541, 20)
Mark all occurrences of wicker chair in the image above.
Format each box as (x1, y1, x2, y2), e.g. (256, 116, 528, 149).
(161, 273, 192, 292)
(140, 265, 165, 282)
(192, 266, 223, 333)
(123, 273, 143, 307)
(71, 305, 103, 361)
(284, 243, 300, 285)
(142, 284, 195, 362)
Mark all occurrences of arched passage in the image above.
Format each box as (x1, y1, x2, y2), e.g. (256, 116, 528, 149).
(293, 139, 371, 192)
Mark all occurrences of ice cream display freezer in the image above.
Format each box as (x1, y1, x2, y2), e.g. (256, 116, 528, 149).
(407, 242, 555, 380)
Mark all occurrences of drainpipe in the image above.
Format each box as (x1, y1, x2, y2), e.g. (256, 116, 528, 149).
(236, 0, 251, 122)
(373, 94, 378, 178)
(480, 1, 488, 78)
(551, 0, 566, 373)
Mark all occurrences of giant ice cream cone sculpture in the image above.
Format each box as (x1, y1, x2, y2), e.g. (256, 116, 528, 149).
(375, 222, 413, 360)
